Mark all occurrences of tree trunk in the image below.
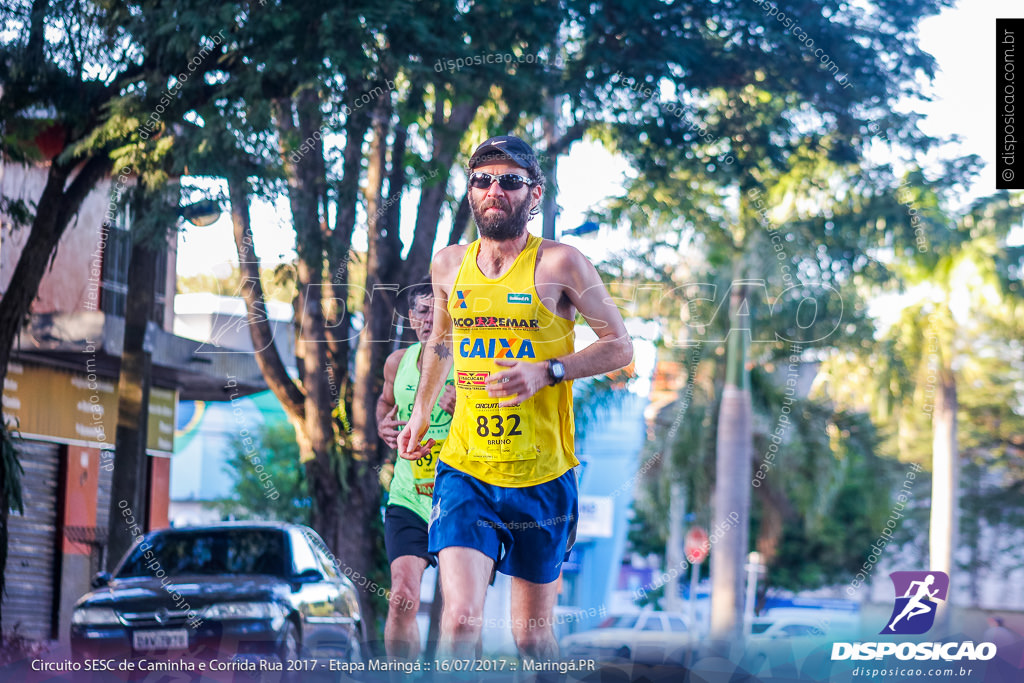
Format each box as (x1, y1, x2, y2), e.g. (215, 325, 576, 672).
(272, 92, 379, 628)
(665, 482, 685, 612)
(539, 122, 586, 240)
(344, 108, 395, 651)
(333, 463, 386, 652)
(275, 91, 335, 461)
(325, 93, 372, 378)
(228, 176, 305, 417)
(753, 476, 794, 565)
(352, 95, 395, 465)
(401, 96, 481, 287)
(106, 239, 157, 570)
(541, 97, 559, 241)
(709, 278, 752, 649)
(447, 191, 471, 246)
(929, 363, 958, 635)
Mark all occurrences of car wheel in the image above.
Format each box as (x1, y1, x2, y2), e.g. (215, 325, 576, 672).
(278, 621, 301, 683)
(615, 645, 631, 661)
(346, 634, 364, 664)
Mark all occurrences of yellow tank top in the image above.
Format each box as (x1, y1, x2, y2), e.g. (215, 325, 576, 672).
(440, 234, 577, 487)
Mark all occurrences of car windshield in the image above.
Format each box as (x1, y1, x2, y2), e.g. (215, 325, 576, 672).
(117, 529, 287, 578)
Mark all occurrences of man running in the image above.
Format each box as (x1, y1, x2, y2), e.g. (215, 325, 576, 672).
(397, 135, 633, 660)
(377, 277, 456, 659)
(888, 574, 939, 631)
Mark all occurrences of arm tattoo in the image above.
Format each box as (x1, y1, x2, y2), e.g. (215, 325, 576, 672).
(432, 342, 452, 361)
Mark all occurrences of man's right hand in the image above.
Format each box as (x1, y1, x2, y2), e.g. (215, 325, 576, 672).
(397, 410, 434, 460)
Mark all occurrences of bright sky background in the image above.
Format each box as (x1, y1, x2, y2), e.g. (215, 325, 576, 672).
(913, 1, 1019, 199)
(176, 0, 1018, 278)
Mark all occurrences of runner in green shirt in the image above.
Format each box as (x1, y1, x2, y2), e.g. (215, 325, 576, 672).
(376, 277, 455, 660)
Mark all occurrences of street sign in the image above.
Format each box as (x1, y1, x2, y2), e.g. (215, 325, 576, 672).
(685, 526, 709, 564)
(577, 496, 614, 538)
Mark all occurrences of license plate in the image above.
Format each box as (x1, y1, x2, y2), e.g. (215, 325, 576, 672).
(133, 629, 189, 650)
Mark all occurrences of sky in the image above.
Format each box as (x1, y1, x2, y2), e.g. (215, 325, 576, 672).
(175, 0, 1018, 279)
(912, 1, 1018, 200)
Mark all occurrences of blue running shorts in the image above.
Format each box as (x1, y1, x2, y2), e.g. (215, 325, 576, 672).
(428, 461, 578, 584)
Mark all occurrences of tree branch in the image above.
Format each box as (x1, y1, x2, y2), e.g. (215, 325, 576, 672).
(548, 121, 587, 157)
(447, 189, 471, 246)
(402, 95, 483, 285)
(227, 174, 306, 417)
(56, 154, 113, 228)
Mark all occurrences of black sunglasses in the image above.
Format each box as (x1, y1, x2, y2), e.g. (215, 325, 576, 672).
(468, 172, 535, 191)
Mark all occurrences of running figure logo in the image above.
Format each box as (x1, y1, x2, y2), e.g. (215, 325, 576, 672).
(881, 571, 950, 635)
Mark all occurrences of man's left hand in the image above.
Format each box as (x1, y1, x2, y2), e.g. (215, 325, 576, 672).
(486, 359, 551, 407)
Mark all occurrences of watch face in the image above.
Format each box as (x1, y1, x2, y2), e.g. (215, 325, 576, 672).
(550, 360, 565, 382)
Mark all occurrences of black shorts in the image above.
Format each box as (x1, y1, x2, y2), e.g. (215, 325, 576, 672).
(384, 504, 436, 566)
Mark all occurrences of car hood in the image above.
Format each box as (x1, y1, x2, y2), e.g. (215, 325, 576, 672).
(76, 575, 290, 610)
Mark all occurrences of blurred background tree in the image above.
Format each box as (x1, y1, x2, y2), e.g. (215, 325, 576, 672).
(214, 421, 311, 526)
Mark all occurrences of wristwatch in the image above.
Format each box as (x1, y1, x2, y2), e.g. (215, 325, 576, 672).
(547, 359, 566, 386)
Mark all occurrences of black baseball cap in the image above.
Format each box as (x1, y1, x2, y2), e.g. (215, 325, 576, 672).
(468, 135, 543, 179)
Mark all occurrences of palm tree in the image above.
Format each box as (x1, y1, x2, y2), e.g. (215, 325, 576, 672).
(628, 336, 898, 605)
(818, 185, 1023, 632)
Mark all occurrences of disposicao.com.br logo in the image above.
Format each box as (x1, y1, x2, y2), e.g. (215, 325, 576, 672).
(831, 570, 996, 663)
(883, 570, 949, 635)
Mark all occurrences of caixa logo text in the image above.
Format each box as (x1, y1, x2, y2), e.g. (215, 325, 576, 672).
(458, 337, 536, 359)
(831, 641, 996, 662)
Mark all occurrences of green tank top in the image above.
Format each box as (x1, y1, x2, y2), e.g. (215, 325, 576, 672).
(388, 342, 455, 522)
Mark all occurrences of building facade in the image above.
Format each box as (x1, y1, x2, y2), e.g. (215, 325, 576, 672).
(0, 157, 262, 644)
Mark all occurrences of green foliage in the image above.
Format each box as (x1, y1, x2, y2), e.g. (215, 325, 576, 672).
(815, 168, 1024, 597)
(628, 342, 712, 556)
(176, 268, 243, 298)
(629, 346, 896, 592)
(214, 421, 311, 525)
(626, 486, 668, 560)
(176, 263, 301, 305)
(0, 198, 33, 231)
(0, 424, 25, 634)
(756, 409, 899, 590)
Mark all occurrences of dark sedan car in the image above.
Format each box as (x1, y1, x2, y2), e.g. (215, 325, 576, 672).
(71, 522, 363, 674)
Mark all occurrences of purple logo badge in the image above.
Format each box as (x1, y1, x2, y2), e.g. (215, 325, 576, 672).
(881, 571, 949, 635)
